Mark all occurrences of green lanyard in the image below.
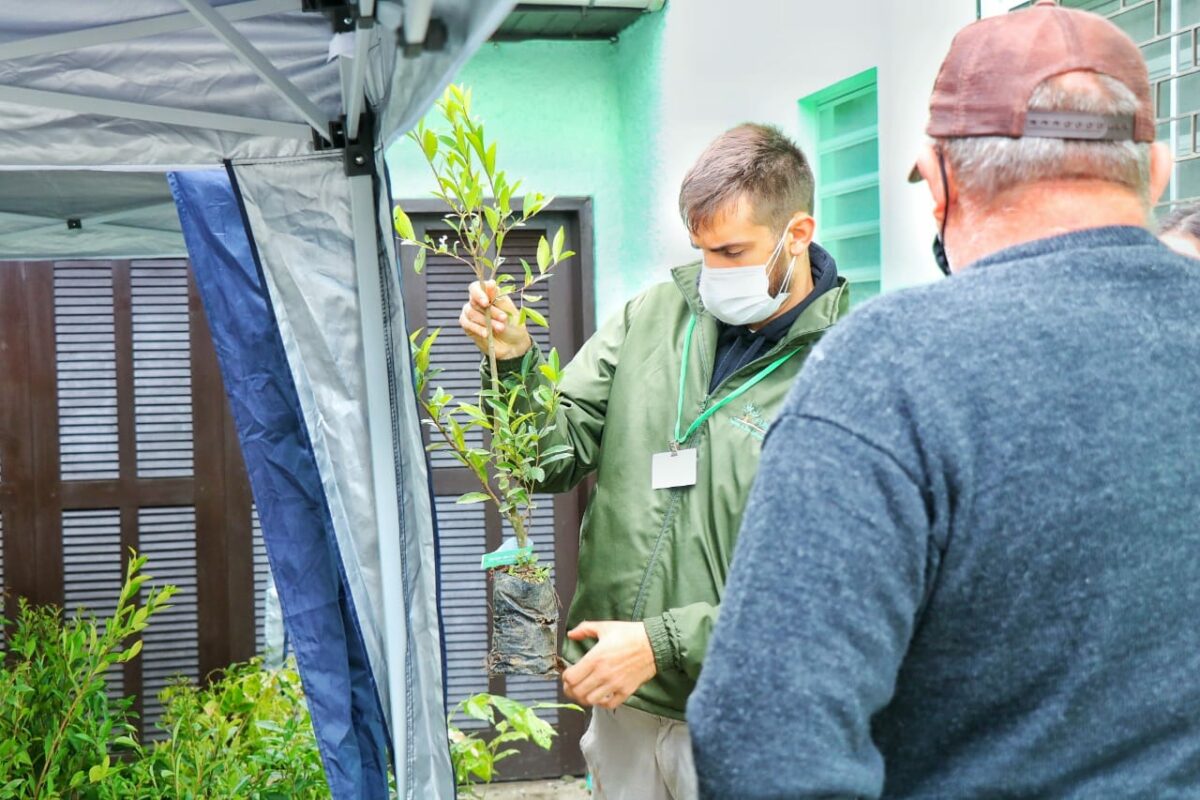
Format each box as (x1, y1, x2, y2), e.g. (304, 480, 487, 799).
(672, 314, 802, 448)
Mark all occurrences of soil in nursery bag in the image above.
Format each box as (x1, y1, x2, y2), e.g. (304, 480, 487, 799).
(488, 569, 559, 677)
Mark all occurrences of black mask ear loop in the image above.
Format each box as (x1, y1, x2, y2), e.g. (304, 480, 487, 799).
(932, 147, 952, 276)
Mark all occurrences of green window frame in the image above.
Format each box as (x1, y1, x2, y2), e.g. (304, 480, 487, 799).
(800, 68, 882, 304)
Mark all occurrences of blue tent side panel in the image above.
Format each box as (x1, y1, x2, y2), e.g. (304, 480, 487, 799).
(167, 168, 389, 800)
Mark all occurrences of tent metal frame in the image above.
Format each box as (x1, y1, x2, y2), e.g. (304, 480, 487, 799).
(178, 0, 330, 136)
(0, 84, 314, 139)
(0, 0, 342, 141)
(0, 0, 299, 62)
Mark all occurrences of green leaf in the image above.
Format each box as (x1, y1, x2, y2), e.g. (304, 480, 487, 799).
(456, 492, 490, 505)
(422, 128, 438, 161)
(466, 131, 486, 162)
(88, 755, 110, 783)
(483, 205, 501, 233)
(457, 403, 491, 427)
(536, 236, 550, 273)
(485, 142, 497, 177)
(524, 307, 548, 328)
(520, 258, 534, 287)
(552, 226, 565, 262)
(119, 638, 144, 662)
(522, 192, 539, 220)
(462, 694, 495, 724)
(414, 248, 427, 275)
(393, 206, 416, 241)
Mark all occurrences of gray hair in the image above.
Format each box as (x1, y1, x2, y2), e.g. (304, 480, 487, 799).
(940, 72, 1151, 205)
(1159, 201, 1200, 239)
(679, 123, 815, 235)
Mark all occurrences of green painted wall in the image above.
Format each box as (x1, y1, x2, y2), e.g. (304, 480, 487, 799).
(386, 13, 666, 322)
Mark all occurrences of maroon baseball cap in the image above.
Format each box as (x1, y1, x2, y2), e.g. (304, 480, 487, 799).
(908, 0, 1154, 182)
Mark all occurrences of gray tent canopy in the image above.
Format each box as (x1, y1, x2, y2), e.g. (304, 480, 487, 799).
(0, 2, 514, 797)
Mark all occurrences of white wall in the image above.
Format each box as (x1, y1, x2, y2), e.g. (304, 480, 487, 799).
(387, 1, 980, 320)
(631, 0, 977, 298)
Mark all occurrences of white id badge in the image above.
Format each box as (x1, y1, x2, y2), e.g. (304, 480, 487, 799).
(652, 448, 698, 490)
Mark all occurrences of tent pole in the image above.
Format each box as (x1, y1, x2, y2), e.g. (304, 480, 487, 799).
(344, 0, 376, 140)
(178, 0, 331, 137)
(0, 85, 311, 140)
(348, 171, 409, 792)
(0, 0, 298, 62)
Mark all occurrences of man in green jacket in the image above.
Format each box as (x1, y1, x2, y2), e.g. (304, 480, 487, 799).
(459, 123, 849, 800)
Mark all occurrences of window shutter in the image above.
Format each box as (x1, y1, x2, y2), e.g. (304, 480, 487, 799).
(13, 256, 260, 736)
(421, 248, 489, 469)
(252, 505, 272, 654)
(61, 508, 125, 696)
(435, 498, 490, 729)
(138, 506, 199, 734)
(132, 262, 194, 478)
(55, 263, 119, 481)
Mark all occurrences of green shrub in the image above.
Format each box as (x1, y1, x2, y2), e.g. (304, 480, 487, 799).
(0, 554, 575, 798)
(0, 553, 172, 799)
(126, 660, 329, 799)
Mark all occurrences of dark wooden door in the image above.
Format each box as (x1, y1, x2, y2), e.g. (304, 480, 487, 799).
(399, 199, 596, 780)
(0, 258, 271, 735)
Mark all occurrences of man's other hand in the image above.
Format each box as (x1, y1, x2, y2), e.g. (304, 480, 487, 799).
(562, 621, 658, 710)
(459, 280, 533, 361)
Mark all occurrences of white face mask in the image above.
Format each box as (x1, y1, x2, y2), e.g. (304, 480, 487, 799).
(699, 231, 797, 326)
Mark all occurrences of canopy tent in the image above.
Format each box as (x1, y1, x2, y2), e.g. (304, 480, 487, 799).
(0, 1, 514, 797)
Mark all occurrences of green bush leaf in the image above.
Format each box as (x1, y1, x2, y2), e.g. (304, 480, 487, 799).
(483, 205, 501, 233)
(552, 226, 565, 262)
(456, 492, 490, 505)
(524, 307, 548, 328)
(393, 206, 416, 241)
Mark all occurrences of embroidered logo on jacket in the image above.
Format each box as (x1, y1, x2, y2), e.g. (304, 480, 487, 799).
(729, 402, 769, 441)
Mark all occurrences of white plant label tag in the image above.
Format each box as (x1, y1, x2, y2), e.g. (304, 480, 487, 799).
(652, 448, 698, 490)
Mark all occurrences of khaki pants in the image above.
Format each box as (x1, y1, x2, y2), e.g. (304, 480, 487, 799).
(580, 705, 698, 800)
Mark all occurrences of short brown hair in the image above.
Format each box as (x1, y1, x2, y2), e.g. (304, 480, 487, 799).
(678, 123, 815, 235)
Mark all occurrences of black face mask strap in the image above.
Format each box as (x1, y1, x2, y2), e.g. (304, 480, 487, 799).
(932, 147, 952, 277)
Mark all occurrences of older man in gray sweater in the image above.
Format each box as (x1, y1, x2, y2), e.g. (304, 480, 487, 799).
(690, 3, 1200, 799)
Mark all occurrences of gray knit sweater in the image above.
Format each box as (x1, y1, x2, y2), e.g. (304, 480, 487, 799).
(689, 226, 1200, 799)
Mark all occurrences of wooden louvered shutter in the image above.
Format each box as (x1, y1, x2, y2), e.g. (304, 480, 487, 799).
(0, 258, 264, 737)
(251, 506, 273, 654)
(130, 263, 200, 732)
(399, 199, 596, 780)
